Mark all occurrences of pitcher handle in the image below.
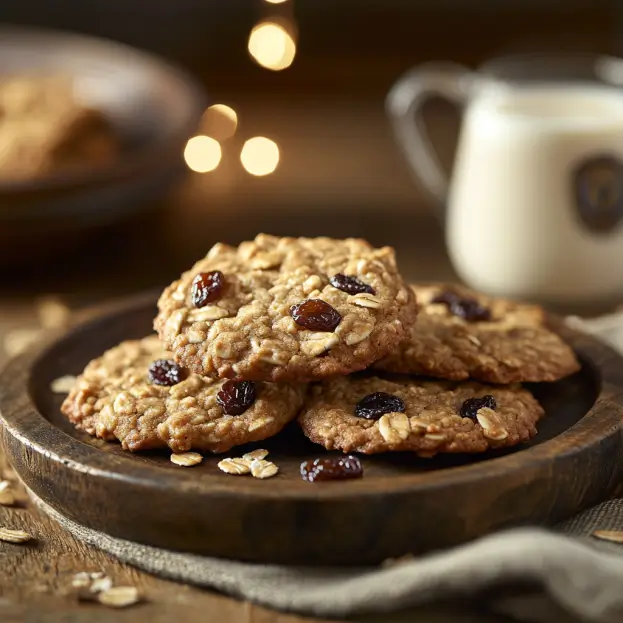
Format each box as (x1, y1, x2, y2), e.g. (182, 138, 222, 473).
(386, 62, 475, 209)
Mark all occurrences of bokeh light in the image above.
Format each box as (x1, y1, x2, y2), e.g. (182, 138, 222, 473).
(248, 21, 296, 71)
(184, 136, 222, 173)
(202, 104, 238, 141)
(264, 0, 289, 3)
(240, 137, 280, 176)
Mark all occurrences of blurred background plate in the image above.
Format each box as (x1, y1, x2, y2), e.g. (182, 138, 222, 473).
(0, 26, 206, 265)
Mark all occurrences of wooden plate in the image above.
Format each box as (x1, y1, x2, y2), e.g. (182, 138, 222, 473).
(1, 293, 623, 566)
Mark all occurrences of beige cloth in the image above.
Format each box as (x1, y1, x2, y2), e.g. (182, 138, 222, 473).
(33, 314, 623, 623)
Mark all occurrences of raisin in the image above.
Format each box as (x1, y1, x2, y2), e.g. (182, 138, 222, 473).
(191, 271, 225, 308)
(300, 455, 363, 482)
(216, 380, 256, 415)
(148, 359, 186, 386)
(456, 299, 491, 322)
(354, 392, 406, 420)
(330, 274, 375, 295)
(460, 395, 497, 419)
(432, 290, 491, 322)
(289, 298, 342, 332)
(432, 290, 461, 307)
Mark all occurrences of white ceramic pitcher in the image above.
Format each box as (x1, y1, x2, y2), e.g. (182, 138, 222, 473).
(387, 54, 623, 305)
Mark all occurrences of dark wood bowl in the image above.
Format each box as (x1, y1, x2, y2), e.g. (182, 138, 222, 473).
(0, 26, 206, 264)
(1, 292, 622, 565)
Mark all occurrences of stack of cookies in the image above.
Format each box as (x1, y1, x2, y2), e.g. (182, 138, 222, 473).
(61, 234, 580, 471)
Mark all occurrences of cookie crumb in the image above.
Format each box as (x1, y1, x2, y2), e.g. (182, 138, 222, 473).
(170, 452, 203, 467)
(97, 586, 141, 608)
(217, 458, 251, 475)
(50, 375, 77, 394)
(0, 527, 32, 543)
(250, 459, 279, 479)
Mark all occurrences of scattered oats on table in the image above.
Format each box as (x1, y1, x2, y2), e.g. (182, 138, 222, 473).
(72, 571, 113, 597)
(0, 527, 33, 543)
(0, 481, 16, 506)
(217, 449, 279, 478)
(217, 457, 251, 475)
(242, 448, 269, 461)
(90, 576, 113, 594)
(71, 572, 92, 589)
(592, 530, 623, 543)
(170, 452, 203, 467)
(97, 586, 141, 608)
(249, 459, 279, 479)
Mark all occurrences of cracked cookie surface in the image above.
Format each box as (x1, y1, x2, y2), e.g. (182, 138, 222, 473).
(374, 284, 580, 384)
(61, 336, 305, 453)
(155, 235, 417, 382)
(299, 374, 543, 456)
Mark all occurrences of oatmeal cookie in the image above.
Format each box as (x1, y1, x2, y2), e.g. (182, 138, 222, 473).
(299, 374, 543, 455)
(61, 336, 305, 453)
(0, 75, 118, 180)
(374, 284, 580, 384)
(154, 235, 417, 382)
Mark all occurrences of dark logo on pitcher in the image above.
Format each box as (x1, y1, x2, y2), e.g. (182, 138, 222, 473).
(574, 155, 623, 233)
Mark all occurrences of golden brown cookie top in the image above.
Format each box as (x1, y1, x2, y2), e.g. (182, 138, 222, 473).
(374, 284, 580, 384)
(299, 374, 543, 456)
(61, 336, 305, 454)
(155, 235, 417, 382)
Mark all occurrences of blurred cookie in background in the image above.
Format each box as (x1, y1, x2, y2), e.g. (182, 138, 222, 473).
(0, 75, 119, 180)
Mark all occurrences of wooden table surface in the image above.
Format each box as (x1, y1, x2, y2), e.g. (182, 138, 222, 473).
(0, 97, 604, 622)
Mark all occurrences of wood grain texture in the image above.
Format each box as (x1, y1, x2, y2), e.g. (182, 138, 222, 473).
(1, 293, 621, 568)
